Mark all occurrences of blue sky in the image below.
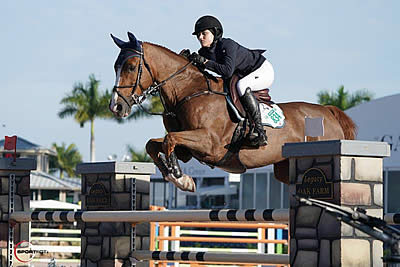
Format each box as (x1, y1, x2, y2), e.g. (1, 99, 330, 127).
(1, 1, 399, 162)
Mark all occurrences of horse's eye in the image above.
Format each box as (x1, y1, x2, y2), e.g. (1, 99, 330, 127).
(128, 65, 136, 72)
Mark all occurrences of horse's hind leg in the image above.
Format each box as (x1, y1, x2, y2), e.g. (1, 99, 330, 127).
(273, 160, 289, 184)
(146, 138, 196, 192)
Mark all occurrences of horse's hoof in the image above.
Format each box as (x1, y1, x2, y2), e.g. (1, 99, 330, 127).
(165, 174, 196, 192)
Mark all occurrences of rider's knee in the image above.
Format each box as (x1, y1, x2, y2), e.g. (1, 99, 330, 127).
(236, 79, 249, 97)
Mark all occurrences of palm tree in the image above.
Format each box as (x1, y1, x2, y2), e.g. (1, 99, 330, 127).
(58, 74, 115, 161)
(317, 85, 374, 110)
(127, 145, 153, 162)
(49, 143, 82, 178)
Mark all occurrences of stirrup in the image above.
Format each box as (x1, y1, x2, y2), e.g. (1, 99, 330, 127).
(250, 136, 268, 147)
(247, 128, 268, 147)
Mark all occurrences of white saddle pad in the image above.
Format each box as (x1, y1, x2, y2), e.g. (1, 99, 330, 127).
(260, 103, 285, 128)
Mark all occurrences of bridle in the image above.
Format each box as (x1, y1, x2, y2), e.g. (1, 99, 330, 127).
(112, 48, 145, 109)
(112, 46, 193, 116)
(112, 45, 226, 117)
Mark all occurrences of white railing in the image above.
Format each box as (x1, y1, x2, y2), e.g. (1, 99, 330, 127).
(30, 228, 81, 257)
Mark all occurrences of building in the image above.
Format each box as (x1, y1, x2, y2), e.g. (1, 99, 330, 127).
(0, 136, 55, 173)
(0, 137, 81, 203)
(346, 93, 400, 213)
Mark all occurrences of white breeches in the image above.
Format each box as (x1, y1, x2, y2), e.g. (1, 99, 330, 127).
(236, 60, 275, 96)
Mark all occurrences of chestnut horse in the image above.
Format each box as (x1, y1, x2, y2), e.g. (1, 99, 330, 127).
(109, 32, 356, 192)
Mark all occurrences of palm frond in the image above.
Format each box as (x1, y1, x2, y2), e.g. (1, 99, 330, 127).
(317, 86, 374, 110)
(127, 145, 153, 162)
(58, 106, 78, 118)
(50, 142, 83, 178)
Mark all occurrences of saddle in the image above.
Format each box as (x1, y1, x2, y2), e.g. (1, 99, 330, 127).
(226, 75, 274, 118)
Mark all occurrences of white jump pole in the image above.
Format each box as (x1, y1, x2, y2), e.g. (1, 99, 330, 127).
(131, 250, 290, 265)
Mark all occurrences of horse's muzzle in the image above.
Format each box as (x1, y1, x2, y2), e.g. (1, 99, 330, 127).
(112, 101, 131, 118)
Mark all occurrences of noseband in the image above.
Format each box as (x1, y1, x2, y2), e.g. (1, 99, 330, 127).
(113, 47, 193, 115)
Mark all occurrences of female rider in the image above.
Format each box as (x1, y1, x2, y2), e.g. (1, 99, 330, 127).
(189, 15, 275, 147)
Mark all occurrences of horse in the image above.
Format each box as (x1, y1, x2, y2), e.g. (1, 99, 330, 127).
(109, 32, 357, 192)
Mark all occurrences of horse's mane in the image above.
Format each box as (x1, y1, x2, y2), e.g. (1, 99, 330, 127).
(144, 42, 180, 57)
(144, 42, 220, 83)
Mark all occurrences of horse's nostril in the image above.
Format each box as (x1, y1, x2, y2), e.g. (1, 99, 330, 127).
(116, 104, 123, 112)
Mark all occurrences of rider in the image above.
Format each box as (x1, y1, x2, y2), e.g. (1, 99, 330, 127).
(189, 15, 274, 147)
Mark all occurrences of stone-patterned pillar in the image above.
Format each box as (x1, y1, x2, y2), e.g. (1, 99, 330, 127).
(282, 140, 390, 267)
(0, 158, 36, 267)
(77, 161, 154, 267)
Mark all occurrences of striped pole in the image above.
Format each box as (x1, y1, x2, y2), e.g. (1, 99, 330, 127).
(10, 209, 289, 223)
(131, 250, 290, 264)
(384, 213, 400, 224)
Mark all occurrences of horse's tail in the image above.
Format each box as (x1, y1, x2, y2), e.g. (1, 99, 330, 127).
(326, 105, 357, 140)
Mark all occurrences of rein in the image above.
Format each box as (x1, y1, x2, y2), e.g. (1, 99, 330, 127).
(113, 47, 226, 117)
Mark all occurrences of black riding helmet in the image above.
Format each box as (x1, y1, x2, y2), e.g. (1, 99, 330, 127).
(192, 15, 223, 41)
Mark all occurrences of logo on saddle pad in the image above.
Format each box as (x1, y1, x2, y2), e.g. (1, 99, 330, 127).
(260, 103, 285, 128)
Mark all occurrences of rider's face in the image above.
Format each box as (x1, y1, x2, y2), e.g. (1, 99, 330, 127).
(197, 29, 214, 48)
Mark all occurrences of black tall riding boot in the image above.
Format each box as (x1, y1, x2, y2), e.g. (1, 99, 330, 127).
(240, 88, 268, 147)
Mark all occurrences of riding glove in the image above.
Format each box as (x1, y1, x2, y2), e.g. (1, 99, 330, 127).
(179, 49, 191, 58)
(189, 52, 207, 67)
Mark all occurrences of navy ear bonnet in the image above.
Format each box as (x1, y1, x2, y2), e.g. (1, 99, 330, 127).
(111, 32, 143, 69)
(111, 32, 142, 52)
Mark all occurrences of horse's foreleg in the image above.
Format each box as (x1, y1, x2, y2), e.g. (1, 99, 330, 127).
(146, 138, 196, 192)
(161, 129, 216, 192)
(146, 138, 169, 177)
(163, 129, 213, 158)
(166, 150, 182, 178)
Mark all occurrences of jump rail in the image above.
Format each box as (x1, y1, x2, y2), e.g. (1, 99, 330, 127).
(11, 209, 400, 224)
(132, 250, 290, 265)
(10, 209, 289, 223)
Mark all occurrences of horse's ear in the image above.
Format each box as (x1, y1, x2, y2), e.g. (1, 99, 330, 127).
(127, 32, 137, 42)
(127, 32, 141, 50)
(110, 33, 126, 49)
